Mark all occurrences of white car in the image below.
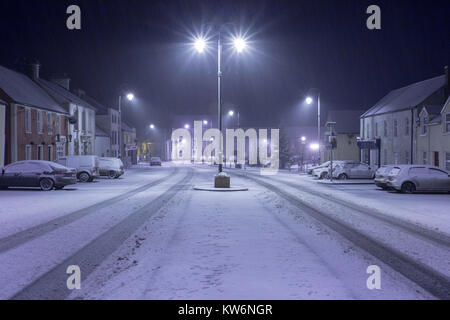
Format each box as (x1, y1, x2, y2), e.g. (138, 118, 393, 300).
(331, 162, 376, 180)
(387, 165, 450, 193)
(56, 155, 99, 182)
(99, 157, 124, 178)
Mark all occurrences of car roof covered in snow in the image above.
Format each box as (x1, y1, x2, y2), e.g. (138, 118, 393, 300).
(36, 78, 97, 112)
(0, 65, 67, 114)
(361, 75, 446, 118)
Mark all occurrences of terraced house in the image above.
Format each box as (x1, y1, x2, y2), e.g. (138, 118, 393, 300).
(359, 67, 449, 168)
(0, 64, 69, 164)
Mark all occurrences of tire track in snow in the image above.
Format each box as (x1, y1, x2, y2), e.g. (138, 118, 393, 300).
(231, 171, 450, 300)
(11, 167, 193, 300)
(0, 167, 179, 254)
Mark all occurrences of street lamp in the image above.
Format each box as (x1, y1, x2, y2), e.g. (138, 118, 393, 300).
(301, 136, 307, 143)
(310, 143, 319, 151)
(305, 90, 321, 164)
(118, 91, 135, 159)
(228, 109, 240, 128)
(193, 26, 248, 174)
(149, 124, 155, 129)
(184, 124, 190, 129)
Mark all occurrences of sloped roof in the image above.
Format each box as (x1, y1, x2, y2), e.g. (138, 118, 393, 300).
(81, 94, 110, 115)
(0, 65, 67, 114)
(361, 75, 446, 118)
(95, 126, 109, 137)
(421, 105, 443, 116)
(326, 110, 363, 134)
(122, 121, 135, 132)
(36, 78, 97, 112)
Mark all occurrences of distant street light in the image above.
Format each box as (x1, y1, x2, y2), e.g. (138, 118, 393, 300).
(301, 136, 307, 143)
(118, 91, 135, 158)
(310, 143, 319, 151)
(150, 124, 155, 129)
(228, 110, 234, 116)
(203, 120, 208, 125)
(305, 90, 321, 163)
(228, 109, 240, 128)
(184, 124, 190, 129)
(233, 37, 247, 53)
(194, 37, 206, 53)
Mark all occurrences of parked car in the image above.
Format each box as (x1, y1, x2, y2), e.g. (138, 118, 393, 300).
(309, 161, 331, 176)
(99, 157, 124, 178)
(387, 165, 450, 193)
(56, 155, 99, 182)
(0, 160, 77, 191)
(374, 165, 395, 189)
(150, 157, 162, 166)
(332, 162, 376, 180)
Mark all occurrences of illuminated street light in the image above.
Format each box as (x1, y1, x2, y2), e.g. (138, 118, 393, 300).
(228, 110, 234, 116)
(184, 124, 190, 129)
(126, 93, 135, 101)
(305, 96, 313, 105)
(233, 37, 247, 53)
(149, 124, 155, 129)
(301, 136, 306, 142)
(203, 120, 208, 125)
(194, 37, 206, 53)
(310, 143, 319, 151)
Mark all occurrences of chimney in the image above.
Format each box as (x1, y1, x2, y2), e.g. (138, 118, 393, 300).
(29, 61, 40, 80)
(51, 77, 71, 90)
(14, 58, 40, 80)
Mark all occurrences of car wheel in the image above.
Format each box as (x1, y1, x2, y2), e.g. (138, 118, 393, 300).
(320, 172, 327, 179)
(109, 171, 116, 179)
(338, 174, 348, 180)
(40, 178, 54, 191)
(401, 182, 416, 194)
(78, 172, 91, 182)
(55, 186, 64, 190)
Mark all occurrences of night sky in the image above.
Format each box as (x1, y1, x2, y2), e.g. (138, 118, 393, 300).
(0, 0, 448, 137)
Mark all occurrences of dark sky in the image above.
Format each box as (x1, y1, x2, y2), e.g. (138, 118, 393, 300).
(0, 0, 448, 137)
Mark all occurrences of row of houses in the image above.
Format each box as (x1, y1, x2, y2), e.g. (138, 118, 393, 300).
(0, 60, 137, 168)
(359, 66, 450, 171)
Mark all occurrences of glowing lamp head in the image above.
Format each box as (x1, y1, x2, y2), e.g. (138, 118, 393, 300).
(150, 124, 155, 129)
(310, 143, 320, 151)
(184, 124, 190, 129)
(305, 97, 313, 105)
(228, 110, 234, 116)
(126, 93, 134, 101)
(203, 120, 208, 125)
(301, 136, 306, 142)
(233, 37, 247, 53)
(194, 37, 206, 53)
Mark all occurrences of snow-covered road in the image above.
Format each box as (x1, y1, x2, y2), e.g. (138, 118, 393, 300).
(0, 165, 448, 299)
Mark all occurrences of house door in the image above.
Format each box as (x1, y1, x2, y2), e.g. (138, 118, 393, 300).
(434, 152, 439, 167)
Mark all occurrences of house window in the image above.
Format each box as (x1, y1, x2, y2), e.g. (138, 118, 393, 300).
(393, 119, 398, 137)
(405, 118, 409, 135)
(446, 152, 450, 171)
(422, 116, 428, 135)
(446, 114, 450, 133)
(82, 110, 86, 131)
(366, 124, 370, 138)
(57, 144, 65, 158)
(37, 145, 43, 160)
(383, 149, 387, 165)
(37, 111, 43, 133)
(25, 145, 32, 160)
(47, 112, 53, 135)
(375, 122, 378, 137)
(383, 120, 387, 137)
(394, 152, 399, 164)
(25, 108, 32, 133)
(48, 145, 53, 161)
(55, 115, 61, 135)
(405, 151, 410, 164)
(423, 152, 427, 165)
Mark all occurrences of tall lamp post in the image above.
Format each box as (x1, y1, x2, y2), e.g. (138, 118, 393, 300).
(194, 27, 247, 173)
(118, 92, 134, 159)
(306, 91, 321, 164)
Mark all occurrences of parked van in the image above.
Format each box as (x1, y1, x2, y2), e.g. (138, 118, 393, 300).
(99, 157, 124, 179)
(56, 155, 99, 182)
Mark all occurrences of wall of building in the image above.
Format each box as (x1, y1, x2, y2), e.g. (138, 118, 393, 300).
(69, 104, 95, 155)
(0, 104, 5, 167)
(322, 133, 359, 162)
(95, 109, 120, 157)
(12, 105, 68, 163)
(95, 135, 111, 158)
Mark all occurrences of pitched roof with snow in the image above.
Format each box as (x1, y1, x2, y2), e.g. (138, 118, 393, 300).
(36, 78, 97, 112)
(361, 75, 446, 118)
(122, 121, 135, 132)
(80, 94, 110, 115)
(0, 65, 67, 114)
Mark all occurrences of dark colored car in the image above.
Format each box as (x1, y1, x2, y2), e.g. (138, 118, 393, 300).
(150, 157, 162, 166)
(0, 160, 77, 191)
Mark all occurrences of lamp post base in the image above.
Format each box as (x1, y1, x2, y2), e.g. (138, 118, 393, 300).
(214, 172, 230, 188)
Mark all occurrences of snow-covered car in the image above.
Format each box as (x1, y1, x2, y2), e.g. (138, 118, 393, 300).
(309, 161, 331, 176)
(99, 157, 124, 178)
(150, 157, 162, 166)
(0, 160, 77, 191)
(331, 162, 376, 180)
(374, 165, 395, 189)
(56, 155, 99, 182)
(387, 165, 450, 193)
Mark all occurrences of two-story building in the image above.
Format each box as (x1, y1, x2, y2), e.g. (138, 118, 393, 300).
(417, 97, 450, 170)
(122, 121, 137, 165)
(34, 73, 97, 156)
(360, 67, 449, 167)
(0, 64, 69, 164)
